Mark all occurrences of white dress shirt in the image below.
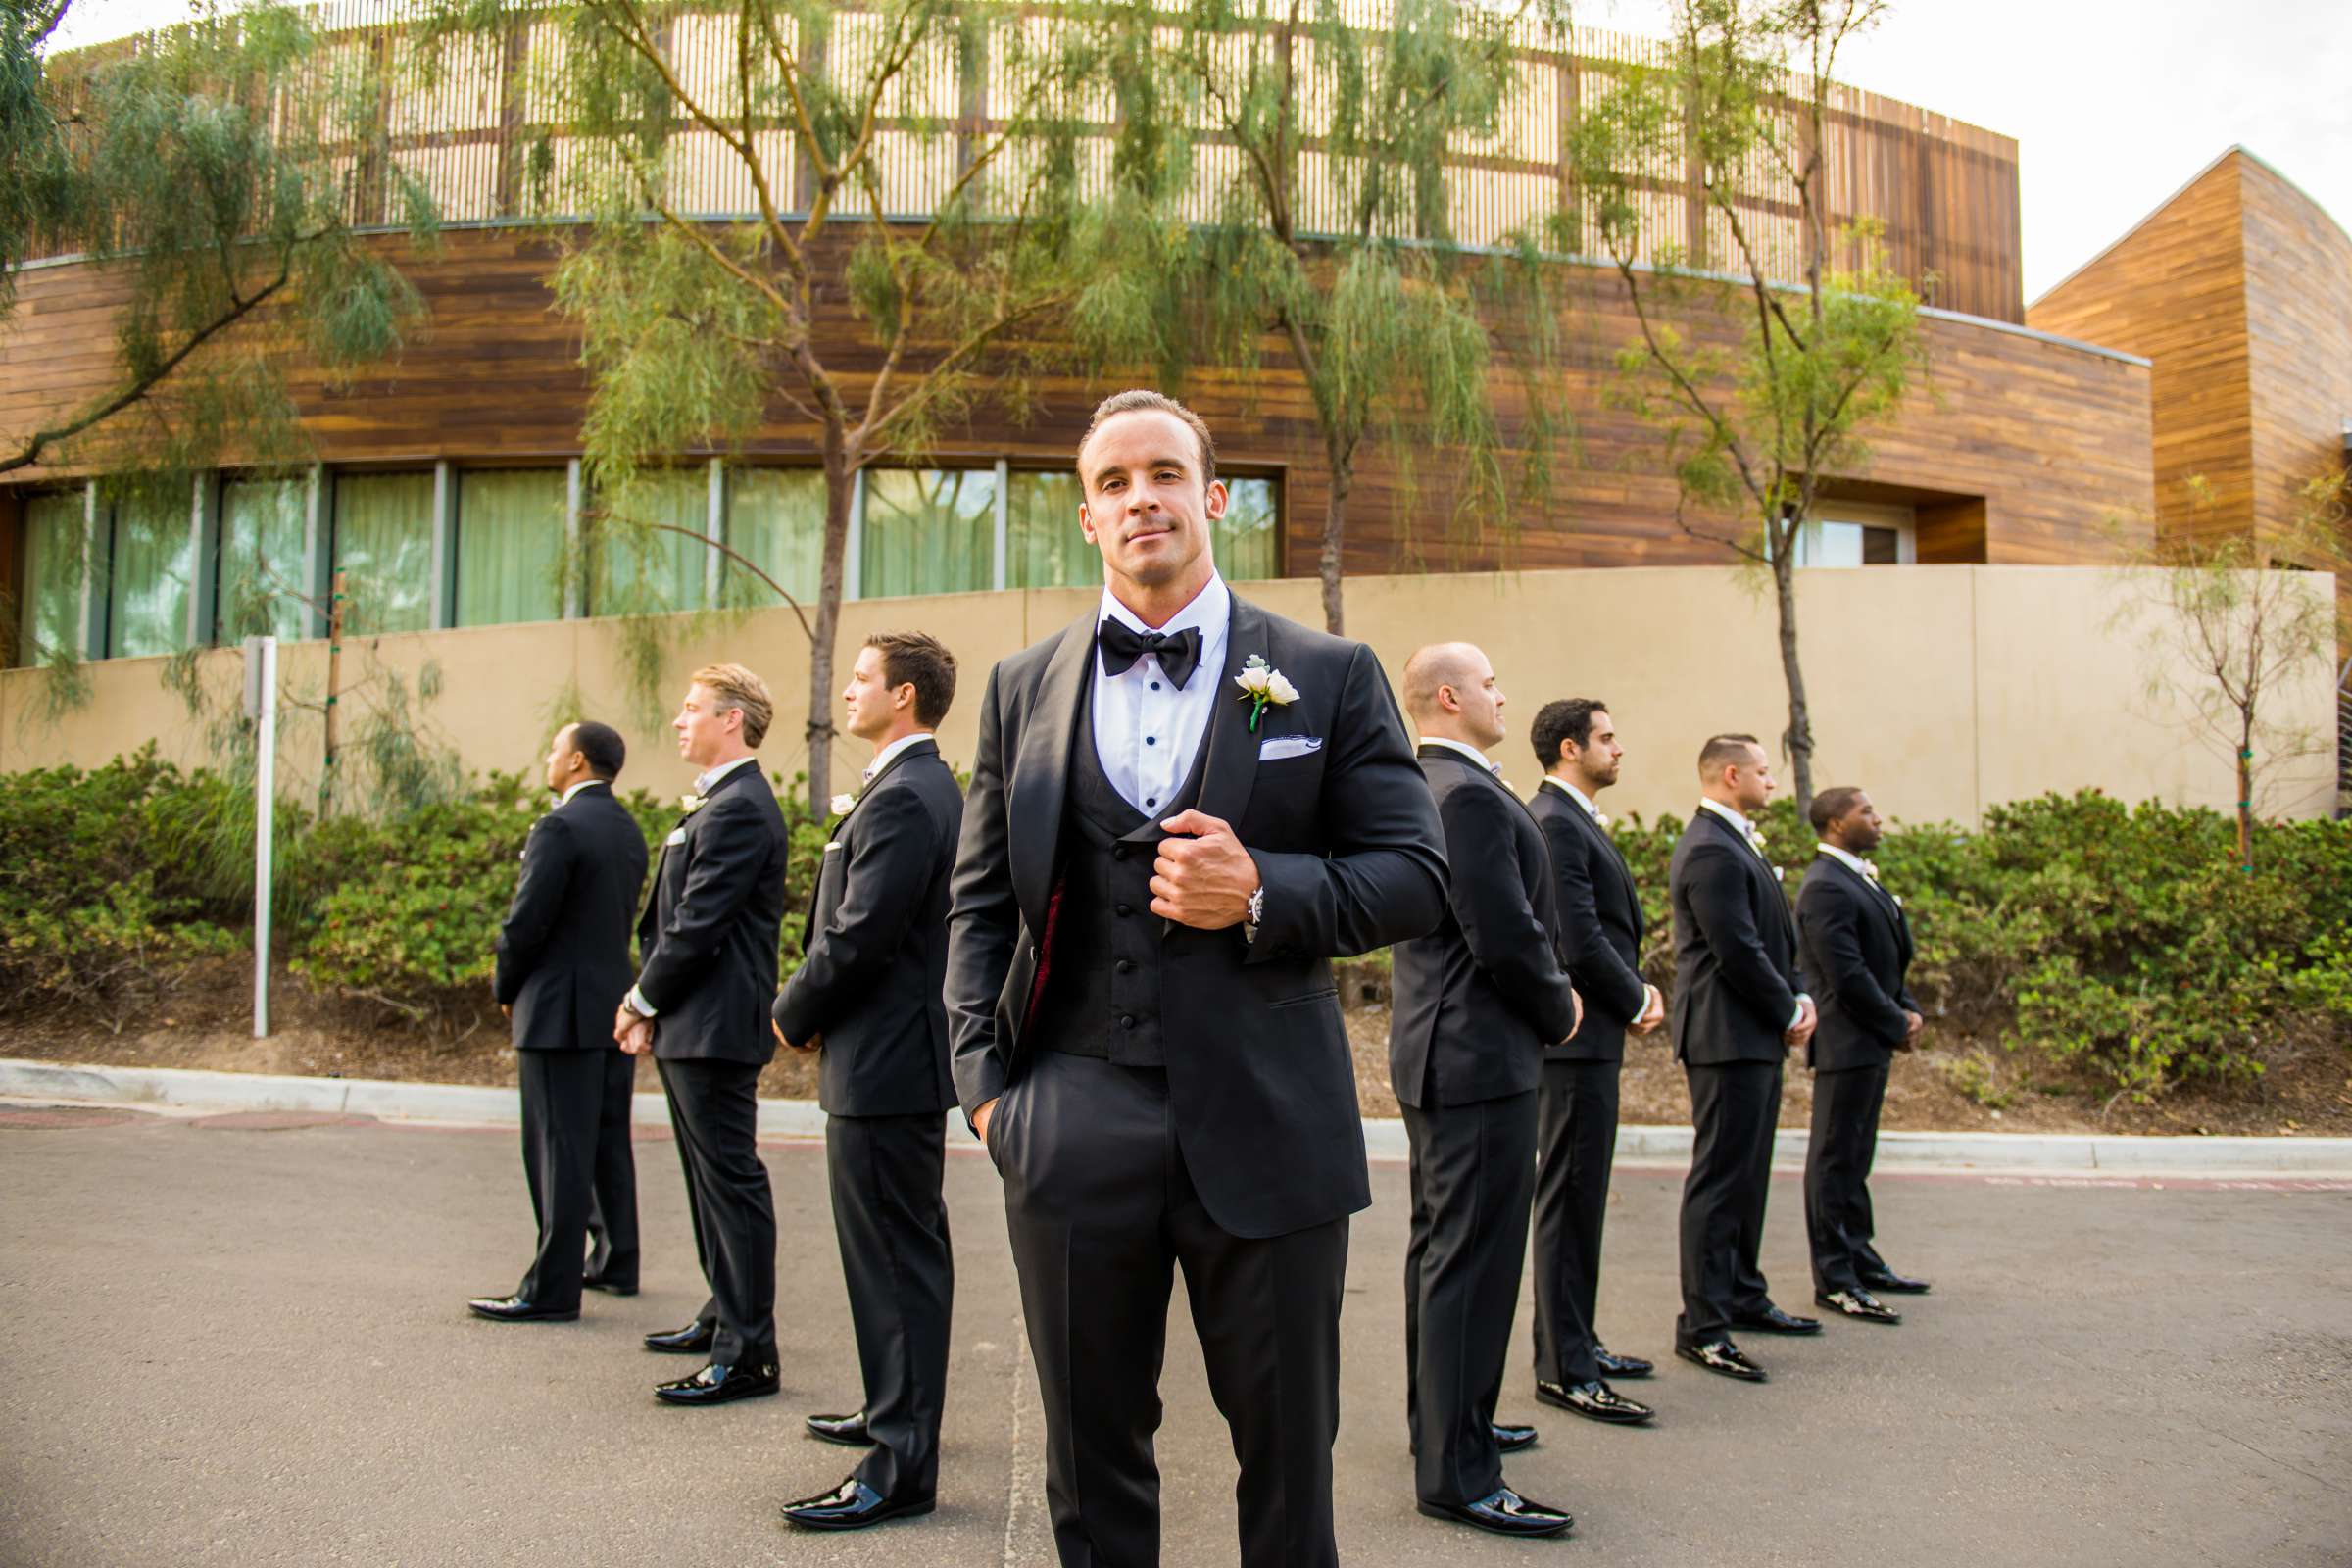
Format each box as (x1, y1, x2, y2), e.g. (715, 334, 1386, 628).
(627, 755, 761, 1018)
(1815, 842, 1878, 883)
(1092, 573, 1231, 815)
(862, 730, 934, 785)
(1540, 774, 1599, 818)
(1695, 798, 1809, 1026)
(1417, 735, 1501, 774)
(558, 778, 606, 807)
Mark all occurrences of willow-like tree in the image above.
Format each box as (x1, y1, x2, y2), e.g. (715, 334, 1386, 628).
(0, 1, 431, 485)
(416, 0, 1132, 809)
(1569, 0, 1922, 815)
(1088, 0, 1563, 636)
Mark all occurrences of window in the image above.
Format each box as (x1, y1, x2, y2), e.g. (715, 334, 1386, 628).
(333, 472, 434, 634)
(1217, 476, 1280, 580)
(218, 476, 310, 642)
(455, 468, 564, 627)
(861, 467, 996, 599)
(15, 491, 84, 666)
(1006, 470, 1089, 589)
(1788, 501, 1915, 567)
(591, 468, 708, 615)
(723, 466, 823, 610)
(105, 489, 193, 659)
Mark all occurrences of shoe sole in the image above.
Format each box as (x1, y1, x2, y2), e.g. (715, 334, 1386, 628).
(1674, 1349, 1768, 1383)
(1532, 1388, 1655, 1425)
(583, 1284, 640, 1297)
(467, 1307, 580, 1323)
(655, 1384, 780, 1406)
(782, 1499, 936, 1531)
(805, 1428, 874, 1447)
(1414, 1502, 1572, 1538)
(1732, 1323, 1822, 1336)
(643, 1341, 716, 1355)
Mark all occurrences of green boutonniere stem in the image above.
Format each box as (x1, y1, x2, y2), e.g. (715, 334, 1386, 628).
(1248, 695, 1270, 733)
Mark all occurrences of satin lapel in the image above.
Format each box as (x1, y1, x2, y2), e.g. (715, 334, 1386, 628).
(1840, 856, 1912, 958)
(831, 738, 939, 841)
(1193, 595, 1268, 831)
(1576, 798, 1642, 938)
(1008, 614, 1096, 938)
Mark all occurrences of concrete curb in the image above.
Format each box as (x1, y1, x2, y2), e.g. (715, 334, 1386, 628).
(7, 1056, 2349, 1178)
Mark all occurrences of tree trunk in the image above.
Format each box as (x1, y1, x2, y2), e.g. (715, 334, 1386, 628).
(1318, 464, 1351, 636)
(806, 436, 852, 814)
(2235, 715, 2254, 871)
(1772, 548, 1815, 817)
(320, 567, 346, 817)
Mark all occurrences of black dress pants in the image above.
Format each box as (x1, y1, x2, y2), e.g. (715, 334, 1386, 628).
(1402, 1089, 1537, 1509)
(656, 1055, 777, 1365)
(1532, 1057, 1620, 1389)
(1806, 1059, 1891, 1293)
(1677, 1059, 1783, 1348)
(827, 1111, 954, 1502)
(515, 1047, 639, 1308)
(991, 1050, 1348, 1568)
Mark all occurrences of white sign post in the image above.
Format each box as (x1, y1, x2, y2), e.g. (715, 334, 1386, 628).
(243, 636, 277, 1039)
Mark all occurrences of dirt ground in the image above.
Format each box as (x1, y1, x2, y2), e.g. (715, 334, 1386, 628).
(7, 956, 2348, 1136)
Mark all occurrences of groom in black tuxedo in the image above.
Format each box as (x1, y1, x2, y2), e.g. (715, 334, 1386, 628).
(1392, 643, 1580, 1541)
(1796, 786, 1932, 1325)
(468, 720, 648, 1324)
(1667, 733, 1818, 1384)
(947, 390, 1447, 1568)
(773, 631, 964, 1532)
(617, 663, 791, 1407)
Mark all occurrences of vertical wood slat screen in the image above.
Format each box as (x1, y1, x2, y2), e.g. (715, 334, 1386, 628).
(47, 3, 2022, 320)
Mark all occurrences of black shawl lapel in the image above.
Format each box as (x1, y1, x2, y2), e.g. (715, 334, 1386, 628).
(1828, 853, 1912, 957)
(831, 737, 939, 840)
(1192, 594, 1268, 832)
(1008, 612, 1097, 937)
(1568, 790, 1642, 936)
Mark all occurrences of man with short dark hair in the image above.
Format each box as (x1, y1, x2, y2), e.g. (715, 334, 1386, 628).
(1667, 733, 1818, 1384)
(1797, 787, 1931, 1323)
(773, 631, 963, 1531)
(1524, 699, 1662, 1427)
(469, 720, 649, 1324)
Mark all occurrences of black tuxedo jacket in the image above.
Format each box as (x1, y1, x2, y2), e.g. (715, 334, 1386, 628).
(1527, 780, 1647, 1064)
(1667, 806, 1805, 1066)
(634, 759, 791, 1066)
(494, 782, 650, 1051)
(773, 738, 962, 1117)
(1795, 855, 1920, 1072)
(1390, 749, 1581, 1108)
(946, 593, 1447, 1239)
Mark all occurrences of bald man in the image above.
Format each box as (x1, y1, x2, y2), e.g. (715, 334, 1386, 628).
(1390, 643, 1582, 1541)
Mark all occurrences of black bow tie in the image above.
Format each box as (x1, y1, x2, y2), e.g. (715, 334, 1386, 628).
(1097, 619, 1203, 690)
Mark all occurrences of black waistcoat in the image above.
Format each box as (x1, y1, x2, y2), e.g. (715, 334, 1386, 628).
(1031, 673, 1211, 1065)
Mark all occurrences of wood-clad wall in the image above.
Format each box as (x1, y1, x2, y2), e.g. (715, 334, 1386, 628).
(2238, 157, 2352, 542)
(1, 225, 2148, 576)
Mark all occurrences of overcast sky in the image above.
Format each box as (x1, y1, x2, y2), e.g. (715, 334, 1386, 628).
(51, 0, 2352, 303)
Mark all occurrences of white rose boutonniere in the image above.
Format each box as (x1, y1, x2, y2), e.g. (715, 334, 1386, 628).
(828, 792, 858, 818)
(1233, 654, 1300, 734)
(679, 792, 708, 815)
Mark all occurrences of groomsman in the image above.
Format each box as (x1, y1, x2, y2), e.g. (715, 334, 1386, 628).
(1797, 786, 1932, 1324)
(618, 664, 791, 1406)
(772, 632, 964, 1532)
(1392, 643, 1581, 1541)
(468, 720, 649, 1323)
(1668, 734, 1819, 1384)
(1524, 700, 1661, 1425)
(948, 390, 1447, 1568)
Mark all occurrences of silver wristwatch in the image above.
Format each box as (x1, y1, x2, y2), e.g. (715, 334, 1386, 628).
(1244, 885, 1265, 944)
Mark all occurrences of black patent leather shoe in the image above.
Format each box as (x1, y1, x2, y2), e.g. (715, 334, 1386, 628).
(582, 1275, 638, 1297)
(1732, 1303, 1823, 1335)
(806, 1411, 872, 1446)
(466, 1295, 578, 1323)
(643, 1320, 717, 1354)
(1536, 1379, 1655, 1425)
(1492, 1422, 1538, 1453)
(1595, 1345, 1654, 1379)
(1416, 1487, 1573, 1539)
(1676, 1340, 1768, 1382)
(1859, 1265, 1932, 1295)
(1817, 1288, 1902, 1325)
(780, 1476, 935, 1531)
(655, 1359, 779, 1406)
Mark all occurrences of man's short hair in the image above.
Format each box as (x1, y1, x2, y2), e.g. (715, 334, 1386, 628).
(689, 662, 773, 749)
(1531, 698, 1608, 768)
(1078, 389, 1217, 486)
(1809, 785, 1867, 836)
(570, 720, 626, 782)
(866, 630, 957, 728)
(1696, 732, 1763, 779)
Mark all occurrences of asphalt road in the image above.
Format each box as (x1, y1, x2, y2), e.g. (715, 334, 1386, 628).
(2, 1103, 2347, 1567)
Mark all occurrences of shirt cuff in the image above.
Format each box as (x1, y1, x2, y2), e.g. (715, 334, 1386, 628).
(1789, 994, 1811, 1029)
(626, 985, 659, 1019)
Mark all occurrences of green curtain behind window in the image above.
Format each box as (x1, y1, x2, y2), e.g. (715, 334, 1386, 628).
(456, 469, 565, 627)
(16, 492, 84, 665)
(334, 472, 434, 634)
(106, 490, 192, 659)
(1007, 470, 1091, 589)
(592, 468, 707, 615)
(861, 467, 995, 599)
(1216, 477, 1279, 581)
(219, 477, 310, 642)
(723, 467, 824, 610)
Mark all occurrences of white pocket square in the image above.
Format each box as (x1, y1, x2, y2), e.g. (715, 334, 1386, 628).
(1258, 735, 1324, 761)
(663, 827, 687, 847)
(822, 841, 845, 854)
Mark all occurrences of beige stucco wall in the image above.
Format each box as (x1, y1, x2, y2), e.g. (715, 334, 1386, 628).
(1, 565, 2337, 828)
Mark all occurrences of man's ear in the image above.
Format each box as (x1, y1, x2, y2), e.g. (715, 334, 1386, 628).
(1203, 478, 1230, 521)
